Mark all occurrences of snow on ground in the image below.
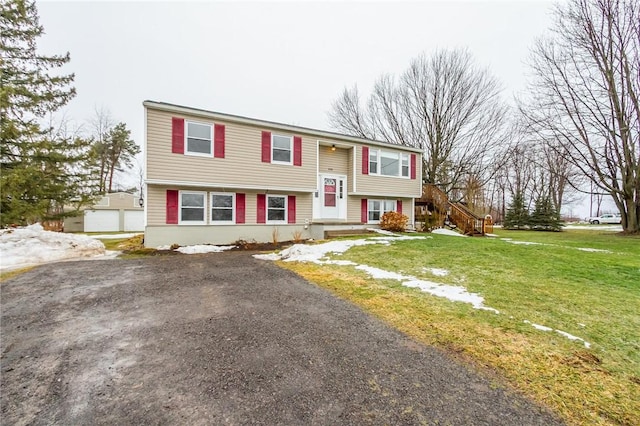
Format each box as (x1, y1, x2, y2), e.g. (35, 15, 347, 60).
(253, 234, 499, 314)
(174, 245, 236, 254)
(504, 240, 544, 246)
(423, 267, 449, 277)
(524, 320, 590, 348)
(0, 224, 107, 271)
(431, 228, 467, 237)
(577, 247, 612, 253)
(564, 224, 622, 231)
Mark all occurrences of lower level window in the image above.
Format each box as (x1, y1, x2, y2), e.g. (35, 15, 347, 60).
(267, 195, 286, 222)
(180, 191, 206, 224)
(211, 193, 234, 223)
(368, 199, 396, 223)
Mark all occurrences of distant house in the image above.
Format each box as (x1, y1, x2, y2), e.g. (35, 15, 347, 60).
(142, 101, 423, 247)
(64, 192, 144, 233)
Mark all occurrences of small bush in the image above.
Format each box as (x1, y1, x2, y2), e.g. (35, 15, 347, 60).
(380, 211, 409, 232)
(292, 230, 304, 243)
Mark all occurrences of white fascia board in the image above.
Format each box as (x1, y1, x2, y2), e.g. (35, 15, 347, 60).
(146, 179, 316, 193)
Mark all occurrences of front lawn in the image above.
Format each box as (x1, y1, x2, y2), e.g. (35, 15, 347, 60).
(279, 229, 640, 425)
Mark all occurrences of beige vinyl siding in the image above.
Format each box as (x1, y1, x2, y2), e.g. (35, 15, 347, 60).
(146, 109, 317, 190)
(146, 185, 312, 227)
(354, 145, 422, 197)
(318, 145, 349, 175)
(345, 196, 414, 224)
(92, 193, 142, 210)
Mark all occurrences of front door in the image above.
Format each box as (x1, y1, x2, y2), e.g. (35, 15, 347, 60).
(320, 175, 346, 220)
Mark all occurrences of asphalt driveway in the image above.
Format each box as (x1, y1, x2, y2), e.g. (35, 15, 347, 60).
(1, 252, 562, 425)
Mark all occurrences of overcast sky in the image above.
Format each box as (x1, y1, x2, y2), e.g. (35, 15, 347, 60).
(36, 0, 607, 216)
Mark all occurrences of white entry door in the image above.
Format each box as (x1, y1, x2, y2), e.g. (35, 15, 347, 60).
(320, 175, 347, 220)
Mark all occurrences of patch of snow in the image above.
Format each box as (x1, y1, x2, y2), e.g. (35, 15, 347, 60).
(555, 330, 591, 348)
(431, 228, 467, 237)
(578, 323, 586, 328)
(423, 267, 449, 277)
(84, 233, 142, 240)
(505, 240, 544, 246)
(252, 253, 281, 261)
(485, 233, 499, 237)
(500, 238, 513, 241)
(523, 320, 591, 348)
(577, 247, 612, 253)
(156, 245, 171, 250)
(174, 245, 235, 254)
(1, 224, 106, 271)
(403, 279, 499, 313)
(524, 320, 553, 332)
(355, 264, 407, 281)
(565, 225, 622, 231)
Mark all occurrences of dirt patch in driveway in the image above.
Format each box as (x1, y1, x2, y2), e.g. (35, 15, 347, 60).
(1, 252, 563, 425)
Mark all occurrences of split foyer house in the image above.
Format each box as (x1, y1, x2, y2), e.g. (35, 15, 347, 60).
(143, 101, 423, 248)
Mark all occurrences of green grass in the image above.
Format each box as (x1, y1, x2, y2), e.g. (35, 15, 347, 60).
(279, 229, 640, 425)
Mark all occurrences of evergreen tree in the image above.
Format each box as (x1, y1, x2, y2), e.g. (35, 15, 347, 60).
(103, 123, 140, 193)
(530, 195, 563, 232)
(1, 0, 96, 226)
(503, 191, 529, 230)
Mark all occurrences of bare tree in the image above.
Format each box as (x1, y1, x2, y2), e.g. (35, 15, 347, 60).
(521, 0, 640, 232)
(329, 49, 508, 197)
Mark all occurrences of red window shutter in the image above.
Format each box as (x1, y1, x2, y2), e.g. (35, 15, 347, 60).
(397, 200, 403, 214)
(166, 190, 179, 224)
(171, 118, 184, 154)
(361, 198, 368, 223)
(261, 131, 271, 163)
(214, 124, 225, 158)
(236, 193, 245, 224)
(287, 195, 296, 223)
(257, 194, 266, 223)
(362, 146, 369, 175)
(410, 154, 417, 180)
(293, 136, 302, 166)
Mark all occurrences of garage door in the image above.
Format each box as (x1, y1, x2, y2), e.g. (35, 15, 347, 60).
(84, 210, 120, 232)
(124, 210, 144, 231)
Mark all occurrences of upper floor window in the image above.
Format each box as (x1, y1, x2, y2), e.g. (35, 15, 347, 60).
(369, 150, 378, 174)
(186, 121, 212, 156)
(210, 193, 235, 223)
(368, 149, 410, 178)
(180, 191, 206, 224)
(401, 153, 410, 177)
(272, 134, 292, 164)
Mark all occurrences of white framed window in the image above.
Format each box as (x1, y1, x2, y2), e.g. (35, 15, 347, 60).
(210, 193, 235, 224)
(267, 195, 287, 223)
(272, 134, 292, 164)
(368, 149, 409, 178)
(186, 121, 212, 156)
(401, 153, 410, 177)
(179, 191, 206, 224)
(368, 199, 397, 223)
(369, 150, 378, 174)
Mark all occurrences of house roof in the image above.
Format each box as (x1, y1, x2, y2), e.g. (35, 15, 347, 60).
(143, 100, 423, 153)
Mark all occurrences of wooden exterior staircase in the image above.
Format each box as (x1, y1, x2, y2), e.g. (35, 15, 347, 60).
(416, 184, 492, 236)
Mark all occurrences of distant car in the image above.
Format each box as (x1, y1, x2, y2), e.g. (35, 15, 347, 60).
(589, 213, 621, 224)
